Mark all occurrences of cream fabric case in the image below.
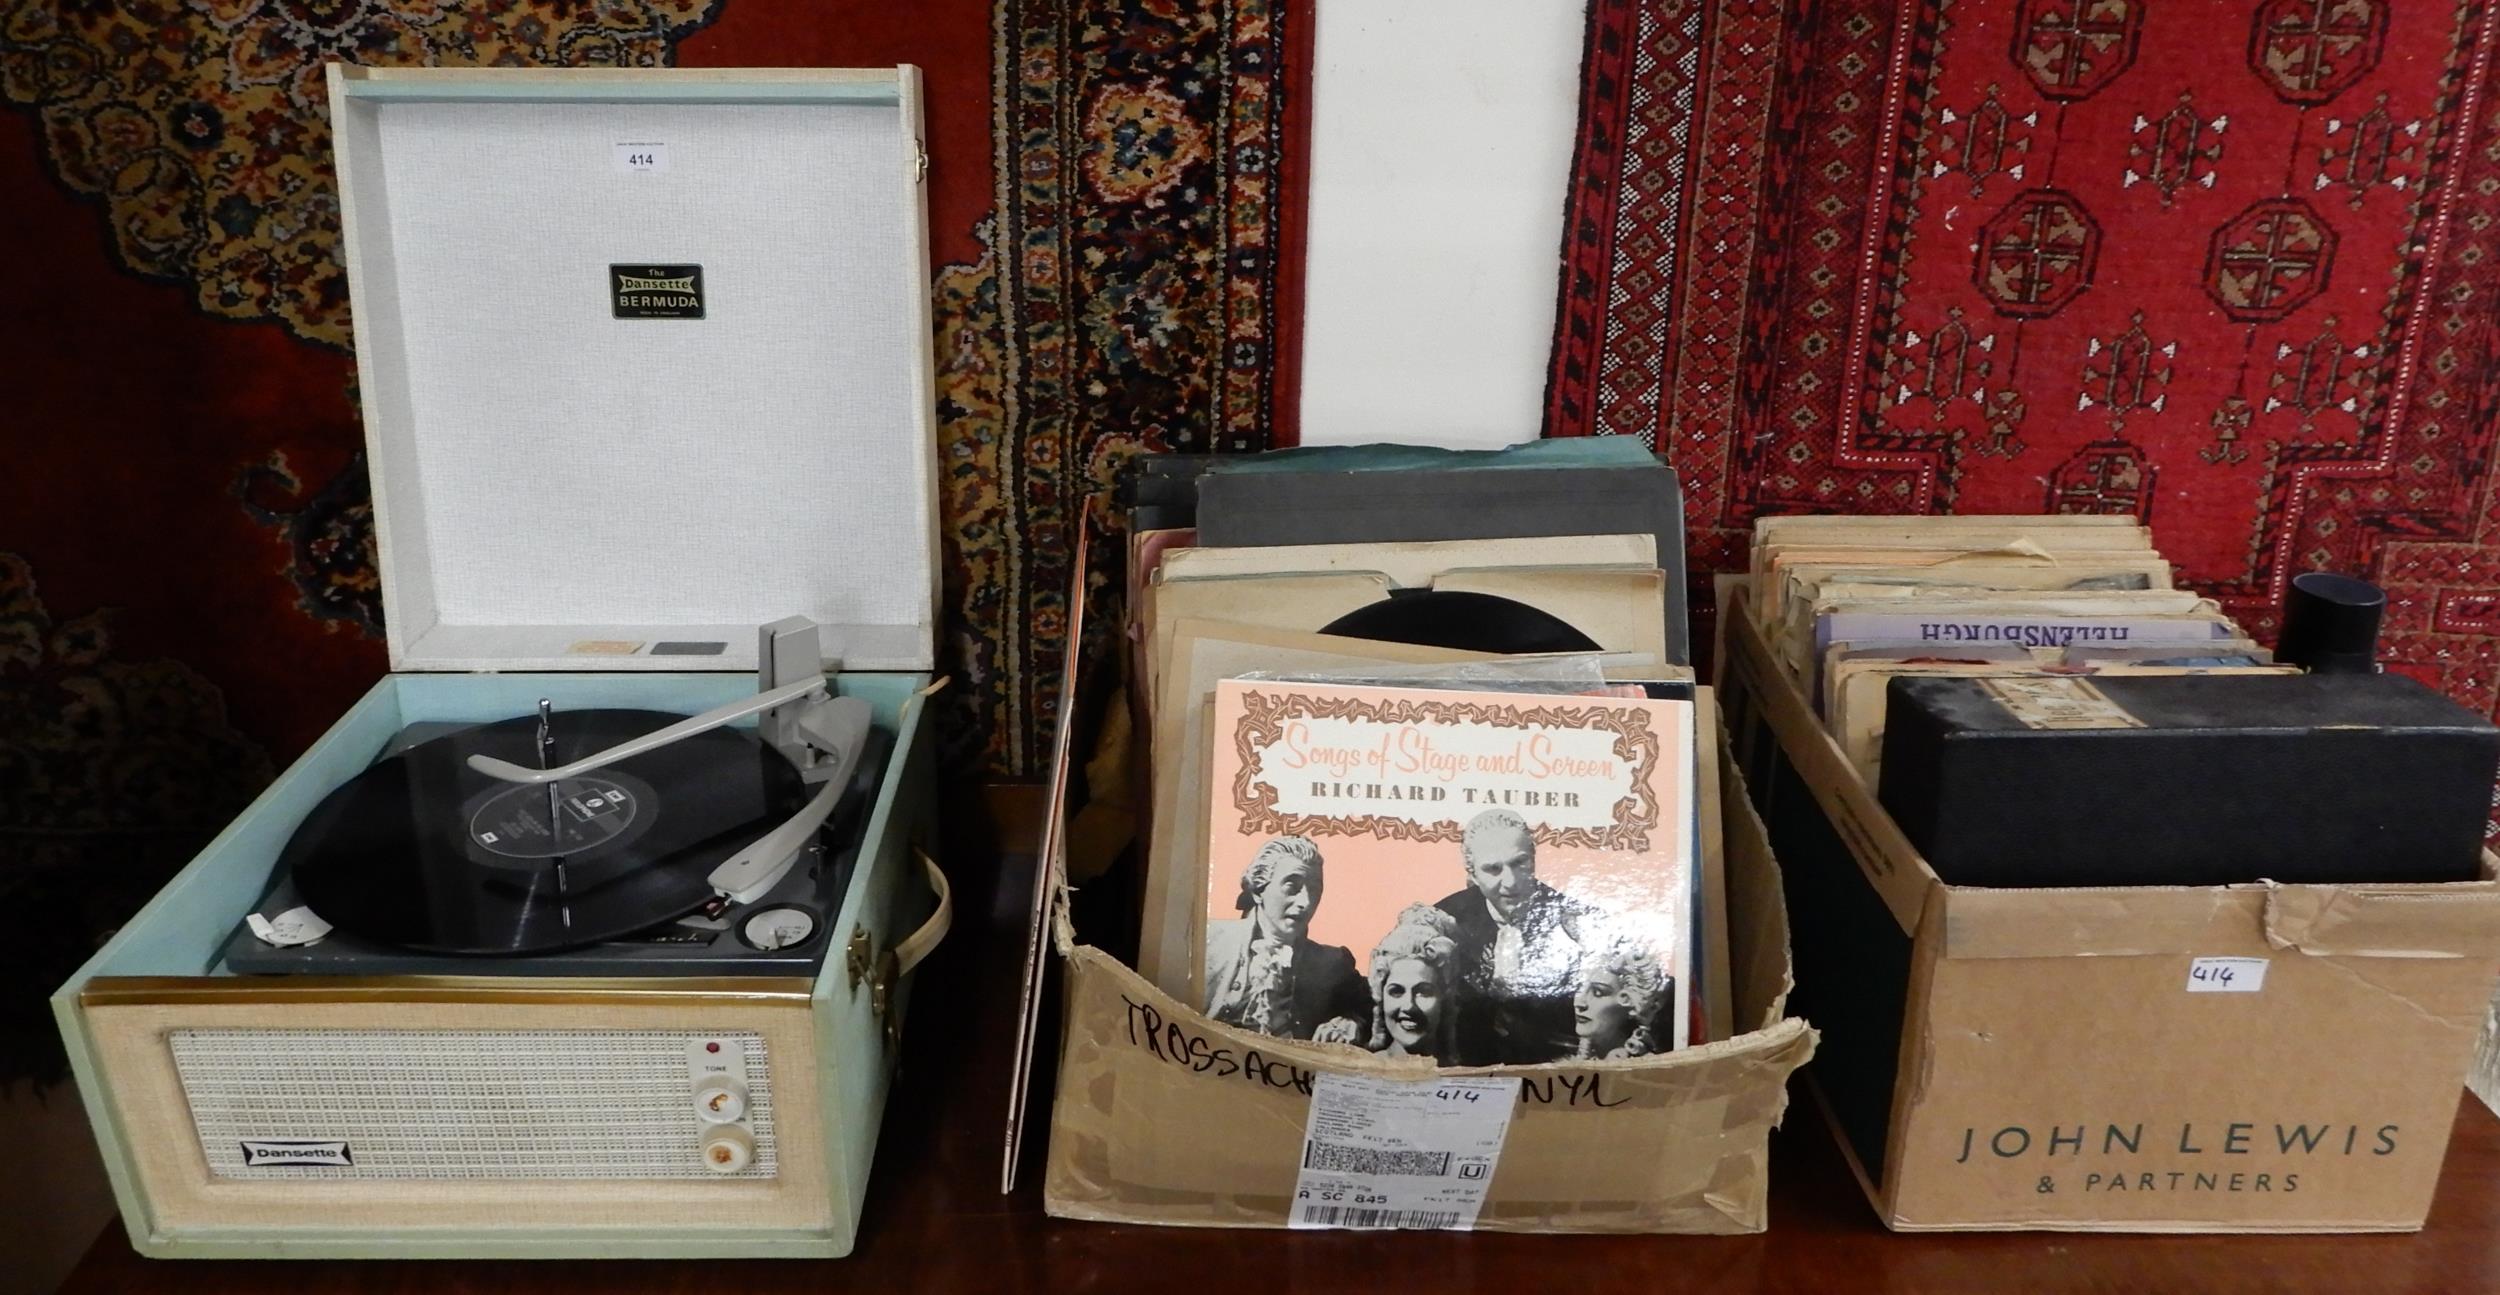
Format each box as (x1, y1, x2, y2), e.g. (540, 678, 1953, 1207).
(332, 67, 940, 674)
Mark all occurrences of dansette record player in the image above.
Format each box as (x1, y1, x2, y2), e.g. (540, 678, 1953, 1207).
(53, 65, 950, 1260)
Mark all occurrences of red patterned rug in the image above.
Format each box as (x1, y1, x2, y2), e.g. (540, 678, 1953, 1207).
(951, 0, 1295, 775)
(2, 0, 732, 1085)
(1548, 0, 2500, 749)
(0, 0, 1295, 1079)
(0, 0, 1292, 773)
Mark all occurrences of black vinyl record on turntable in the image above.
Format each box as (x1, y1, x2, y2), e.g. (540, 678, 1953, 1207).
(287, 708, 808, 954)
(224, 686, 888, 978)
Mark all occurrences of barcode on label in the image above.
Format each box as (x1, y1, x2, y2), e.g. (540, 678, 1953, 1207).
(1290, 1072, 1516, 1234)
(1303, 1142, 1452, 1177)
(1296, 1206, 1462, 1230)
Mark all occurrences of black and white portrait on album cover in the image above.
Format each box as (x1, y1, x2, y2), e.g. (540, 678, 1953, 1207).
(1201, 812, 1678, 1065)
(1199, 679, 1699, 1067)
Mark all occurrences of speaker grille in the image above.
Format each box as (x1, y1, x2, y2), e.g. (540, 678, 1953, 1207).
(169, 1029, 779, 1181)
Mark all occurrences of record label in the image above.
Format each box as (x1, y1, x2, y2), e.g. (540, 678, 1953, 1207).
(466, 774, 648, 860)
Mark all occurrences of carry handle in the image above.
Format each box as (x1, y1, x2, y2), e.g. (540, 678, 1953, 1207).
(858, 850, 953, 1054)
(894, 849, 953, 976)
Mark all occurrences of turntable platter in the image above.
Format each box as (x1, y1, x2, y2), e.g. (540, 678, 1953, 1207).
(285, 709, 808, 954)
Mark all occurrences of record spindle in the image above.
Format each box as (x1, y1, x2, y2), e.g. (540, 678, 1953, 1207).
(539, 697, 571, 926)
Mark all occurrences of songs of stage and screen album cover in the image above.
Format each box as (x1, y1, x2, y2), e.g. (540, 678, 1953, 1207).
(1198, 679, 1697, 1067)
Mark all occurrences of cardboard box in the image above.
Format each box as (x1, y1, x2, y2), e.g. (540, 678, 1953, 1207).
(1022, 665, 1818, 1232)
(1716, 582, 2500, 1232)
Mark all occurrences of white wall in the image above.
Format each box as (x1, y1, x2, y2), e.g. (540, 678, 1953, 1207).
(1295, 0, 1590, 448)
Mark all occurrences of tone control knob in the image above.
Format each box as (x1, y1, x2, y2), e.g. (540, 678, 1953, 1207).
(701, 1124, 755, 1174)
(693, 1074, 749, 1124)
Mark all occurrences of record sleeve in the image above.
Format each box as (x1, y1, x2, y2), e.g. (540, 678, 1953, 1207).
(1197, 679, 1697, 1067)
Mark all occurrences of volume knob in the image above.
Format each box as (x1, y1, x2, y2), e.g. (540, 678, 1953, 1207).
(701, 1124, 755, 1174)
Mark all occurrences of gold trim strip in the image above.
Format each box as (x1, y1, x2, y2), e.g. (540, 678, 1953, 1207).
(82, 975, 816, 1009)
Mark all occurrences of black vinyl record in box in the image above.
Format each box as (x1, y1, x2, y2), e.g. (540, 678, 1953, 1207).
(1876, 672, 2500, 888)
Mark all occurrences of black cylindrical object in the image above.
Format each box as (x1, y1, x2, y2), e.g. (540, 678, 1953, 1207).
(2276, 571, 2385, 674)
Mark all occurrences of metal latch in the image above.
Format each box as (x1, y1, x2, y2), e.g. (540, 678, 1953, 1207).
(846, 925, 875, 993)
(914, 141, 929, 185)
(845, 927, 904, 1052)
(870, 948, 902, 1052)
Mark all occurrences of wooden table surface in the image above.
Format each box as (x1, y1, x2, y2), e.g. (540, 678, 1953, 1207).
(62, 839, 2500, 1294)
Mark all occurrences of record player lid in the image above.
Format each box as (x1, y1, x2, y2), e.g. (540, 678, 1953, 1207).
(331, 67, 938, 674)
